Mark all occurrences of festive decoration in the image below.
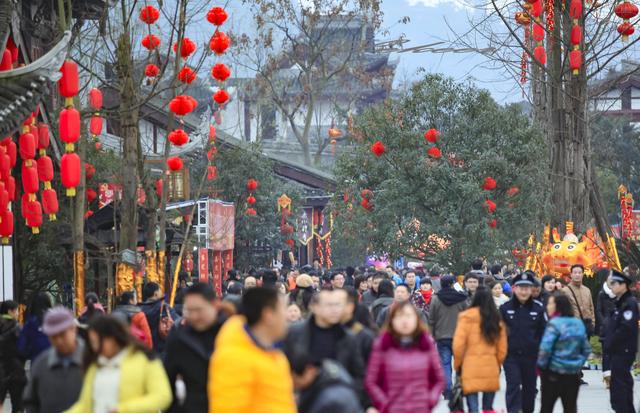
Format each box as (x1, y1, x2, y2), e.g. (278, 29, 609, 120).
(42, 188, 58, 221)
(482, 177, 497, 190)
(89, 116, 103, 136)
(173, 38, 197, 58)
(488, 219, 497, 229)
(61, 153, 81, 196)
(533, 46, 546, 65)
(145, 64, 160, 77)
(207, 7, 228, 25)
(58, 60, 79, 99)
(209, 31, 231, 54)
(167, 156, 184, 172)
(21, 164, 39, 196)
(213, 89, 229, 105)
(569, 50, 582, 75)
(211, 63, 231, 82)
(169, 95, 197, 116)
(85, 163, 96, 180)
(141, 34, 161, 50)
(168, 129, 189, 146)
(59, 108, 80, 151)
(36, 155, 54, 183)
(427, 147, 442, 159)
(615, 1, 639, 42)
(424, 128, 440, 143)
(177, 66, 197, 84)
(245, 208, 257, 216)
(207, 165, 217, 180)
(484, 199, 497, 213)
(0, 210, 13, 243)
(371, 140, 385, 157)
(246, 179, 258, 191)
(0, 50, 10, 71)
(140, 5, 160, 24)
(86, 188, 97, 204)
(18, 133, 36, 163)
(88, 88, 103, 110)
(246, 195, 256, 205)
(507, 186, 520, 196)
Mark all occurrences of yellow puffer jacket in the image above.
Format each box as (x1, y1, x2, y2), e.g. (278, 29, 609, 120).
(209, 316, 297, 413)
(453, 307, 508, 394)
(65, 346, 172, 413)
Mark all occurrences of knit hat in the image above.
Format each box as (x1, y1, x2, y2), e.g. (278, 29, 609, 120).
(295, 274, 313, 288)
(43, 306, 76, 336)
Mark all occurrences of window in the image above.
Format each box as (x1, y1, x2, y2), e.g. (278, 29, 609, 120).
(592, 89, 622, 112)
(168, 168, 190, 200)
(631, 87, 640, 110)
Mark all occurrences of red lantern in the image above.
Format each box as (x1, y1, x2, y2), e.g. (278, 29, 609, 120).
(59, 108, 80, 147)
(61, 153, 81, 196)
(245, 208, 257, 216)
(85, 163, 96, 180)
(213, 90, 229, 105)
(139, 5, 160, 24)
(156, 178, 163, 197)
(531, 0, 542, 17)
(0, 210, 14, 243)
(167, 156, 184, 172)
(19, 133, 36, 161)
(95, 141, 102, 151)
(484, 199, 497, 214)
(247, 195, 256, 205)
(88, 88, 103, 110)
(209, 125, 216, 142)
(25, 200, 43, 234)
(0, 186, 8, 212)
(569, 49, 582, 75)
(285, 239, 295, 248)
(361, 189, 373, 200)
(145, 64, 160, 77)
(85, 210, 94, 219)
(424, 128, 439, 143)
(507, 186, 520, 196)
(482, 177, 497, 190)
(533, 46, 546, 65)
(427, 147, 442, 159)
(618, 22, 635, 40)
(207, 7, 228, 25)
(571, 25, 582, 45)
(570, 0, 582, 18)
(371, 141, 385, 157)
(37, 124, 50, 152)
(488, 219, 497, 229)
(209, 31, 231, 55)
(0, 151, 9, 180)
(207, 165, 217, 180)
(37, 155, 54, 182)
(90, 116, 103, 136)
(168, 129, 189, 146)
(142, 34, 161, 50)
(21, 164, 39, 195)
(178, 66, 197, 84)
(207, 147, 217, 160)
(0, 50, 11, 71)
(58, 60, 79, 98)
(211, 63, 231, 82)
(246, 179, 258, 191)
(169, 95, 196, 116)
(86, 188, 97, 204)
(42, 188, 59, 220)
(173, 38, 197, 58)
(5, 176, 15, 201)
(615, 1, 639, 19)
(3, 139, 16, 168)
(6, 37, 17, 63)
(360, 198, 373, 211)
(533, 22, 545, 42)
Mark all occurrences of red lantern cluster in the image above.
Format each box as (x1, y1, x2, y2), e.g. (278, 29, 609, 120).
(615, 1, 639, 42)
(88, 88, 103, 149)
(371, 140, 385, 157)
(57, 60, 81, 198)
(245, 178, 258, 216)
(424, 128, 442, 160)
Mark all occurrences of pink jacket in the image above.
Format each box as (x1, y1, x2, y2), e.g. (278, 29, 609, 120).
(365, 331, 444, 413)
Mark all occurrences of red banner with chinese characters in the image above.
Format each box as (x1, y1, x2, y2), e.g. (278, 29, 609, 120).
(213, 251, 223, 296)
(222, 250, 233, 281)
(199, 248, 209, 284)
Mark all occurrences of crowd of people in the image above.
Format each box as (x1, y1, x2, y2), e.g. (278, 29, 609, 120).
(0, 259, 638, 413)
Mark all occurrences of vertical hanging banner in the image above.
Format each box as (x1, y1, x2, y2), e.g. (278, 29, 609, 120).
(207, 200, 235, 250)
(222, 249, 233, 281)
(199, 248, 209, 283)
(213, 251, 222, 296)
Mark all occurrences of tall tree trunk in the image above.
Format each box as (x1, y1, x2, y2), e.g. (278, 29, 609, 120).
(72, 128, 86, 314)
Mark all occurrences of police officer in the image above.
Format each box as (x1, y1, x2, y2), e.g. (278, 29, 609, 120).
(604, 270, 639, 413)
(500, 271, 546, 413)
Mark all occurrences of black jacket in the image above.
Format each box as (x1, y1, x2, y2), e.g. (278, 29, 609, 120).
(163, 318, 225, 413)
(298, 360, 362, 413)
(140, 298, 177, 354)
(604, 290, 639, 355)
(500, 297, 546, 357)
(0, 315, 25, 383)
(345, 319, 375, 363)
(284, 317, 366, 406)
(596, 286, 617, 338)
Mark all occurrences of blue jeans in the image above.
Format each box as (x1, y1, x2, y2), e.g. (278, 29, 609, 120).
(466, 392, 496, 413)
(437, 338, 453, 398)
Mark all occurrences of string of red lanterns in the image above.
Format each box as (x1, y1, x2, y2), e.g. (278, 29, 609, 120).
(615, 1, 639, 42)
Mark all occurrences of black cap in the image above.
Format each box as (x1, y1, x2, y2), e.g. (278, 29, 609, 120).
(609, 270, 633, 285)
(513, 271, 535, 286)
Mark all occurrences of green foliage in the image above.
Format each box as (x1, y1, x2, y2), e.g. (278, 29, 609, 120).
(191, 144, 303, 270)
(332, 75, 549, 273)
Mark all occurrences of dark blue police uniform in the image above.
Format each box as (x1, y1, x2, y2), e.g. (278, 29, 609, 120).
(604, 271, 639, 413)
(500, 272, 546, 413)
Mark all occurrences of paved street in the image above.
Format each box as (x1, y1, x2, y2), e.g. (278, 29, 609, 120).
(434, 369, 638, 413)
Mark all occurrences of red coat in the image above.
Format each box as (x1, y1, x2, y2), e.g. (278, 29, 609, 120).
(365, 331, 444, 413)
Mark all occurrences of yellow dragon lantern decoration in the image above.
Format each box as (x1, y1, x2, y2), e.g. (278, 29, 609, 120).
(524, 222, 621, 278)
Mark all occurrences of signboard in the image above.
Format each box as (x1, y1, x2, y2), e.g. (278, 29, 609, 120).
(207, 200, 235, 251)
(98, 183, 146, 209)
(199, 248, 209, 283)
